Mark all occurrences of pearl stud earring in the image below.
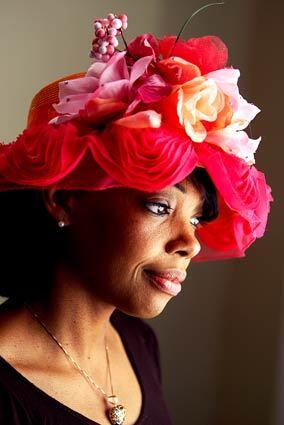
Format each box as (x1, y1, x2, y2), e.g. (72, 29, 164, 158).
(58, 220, 66, 228)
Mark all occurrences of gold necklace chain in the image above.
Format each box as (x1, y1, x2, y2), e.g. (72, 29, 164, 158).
(23, 302, 127, 425)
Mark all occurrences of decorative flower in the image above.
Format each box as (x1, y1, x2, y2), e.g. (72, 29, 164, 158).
(193, 142, 273, 261)
(49, 50, 171, 128)
(127, 33, 160, 60)
(176, 76, 226, 142)
(203, 68, 261, 164)
(88, 123, 198, 191)
(157, 65, 261, 164)
(0, 122, 90, 186)
(157, 35, 228, 74)
(155, 56, 201, 85)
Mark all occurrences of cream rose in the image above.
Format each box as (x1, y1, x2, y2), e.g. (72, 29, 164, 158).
(176, 76, 225, 142)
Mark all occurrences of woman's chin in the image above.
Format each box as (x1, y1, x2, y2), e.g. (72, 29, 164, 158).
(123, 277, 176, 319)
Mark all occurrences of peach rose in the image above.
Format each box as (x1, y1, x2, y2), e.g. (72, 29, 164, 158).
(176, 76, 226, 142)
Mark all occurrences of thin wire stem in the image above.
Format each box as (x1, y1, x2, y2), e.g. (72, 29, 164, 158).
(169, 2, 225, 57)
(121, 30, 128, 51)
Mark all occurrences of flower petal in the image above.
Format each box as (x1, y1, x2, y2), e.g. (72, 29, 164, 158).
(137, 74, 172, 103)
(206, 127, 261, 164)
(206, 68, 240, 110)
(114, 110, 161, 128)
(129, 55, 153, 86)
(86, 61, 108, 78)
(99, 51, 129, 84)
(93, 79, 130, 102)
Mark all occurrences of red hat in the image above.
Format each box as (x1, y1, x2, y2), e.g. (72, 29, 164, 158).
(0, 11, 273, 262)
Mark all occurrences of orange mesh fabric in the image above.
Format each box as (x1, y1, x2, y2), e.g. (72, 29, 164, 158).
(27, 72, 86, 128)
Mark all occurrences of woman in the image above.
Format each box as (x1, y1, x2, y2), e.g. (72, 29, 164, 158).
(0, 11, 272, 425)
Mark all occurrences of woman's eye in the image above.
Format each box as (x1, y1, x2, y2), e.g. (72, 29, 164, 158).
(145, 202, 172, 216)
(145, 202, 202, 228)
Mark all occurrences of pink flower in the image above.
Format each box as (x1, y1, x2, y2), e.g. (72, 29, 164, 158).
(204, 68, 261, 164)
(49, 50, 171, 128)
(0, 122, 90, 186)
(158, 67, 261, 164)
(88, 122, 198, 191)
(176, 75, 225, 142)
(192, 142, 273, 261)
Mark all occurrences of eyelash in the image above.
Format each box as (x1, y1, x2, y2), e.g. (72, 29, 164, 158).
(145, 201, 201, 228)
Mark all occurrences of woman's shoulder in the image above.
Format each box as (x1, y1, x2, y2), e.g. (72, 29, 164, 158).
(0, 356, 35, 424)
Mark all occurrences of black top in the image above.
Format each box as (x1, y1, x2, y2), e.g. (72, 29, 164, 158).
(0, 309, 173, 424)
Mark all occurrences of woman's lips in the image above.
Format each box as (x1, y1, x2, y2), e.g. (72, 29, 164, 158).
(143, 270, 183, 296)
(144, 268, 187, 283)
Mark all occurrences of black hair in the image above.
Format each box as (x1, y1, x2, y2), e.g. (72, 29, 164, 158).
(0, 189, 69, 301)
(188, 167, 219, 224)
(0, 167, 218, 300)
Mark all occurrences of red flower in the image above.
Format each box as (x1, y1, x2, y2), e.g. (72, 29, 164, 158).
(157, 35, 228, 74)
(155, 56, 201, 85)
(0, 122, 90, 187)
(127, 33, 160, 60)
(192, 142, 273, 261)
(88, 122, 198, 192)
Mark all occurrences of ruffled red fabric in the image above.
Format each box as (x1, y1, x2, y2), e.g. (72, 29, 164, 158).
(125, 34, 228, 74)
(88, 123, 198, 191)
(193, 142, 273, 261)
(0, 122, 90, 187)
(0, 120, 273, 261)
(157, 35, 228, 74)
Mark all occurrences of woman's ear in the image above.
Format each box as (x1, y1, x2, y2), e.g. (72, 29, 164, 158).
(40, 189, 79, 226)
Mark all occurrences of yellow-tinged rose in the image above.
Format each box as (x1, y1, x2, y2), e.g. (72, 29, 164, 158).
(176, 76, 225, 142)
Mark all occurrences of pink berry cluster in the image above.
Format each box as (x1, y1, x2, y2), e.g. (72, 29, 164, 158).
(89, 13, 128, 62)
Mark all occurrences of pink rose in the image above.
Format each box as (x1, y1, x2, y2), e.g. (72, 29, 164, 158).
(88, 122, 198, 191)
(192, 142, 273, 261)
(0, 122, 89, 187)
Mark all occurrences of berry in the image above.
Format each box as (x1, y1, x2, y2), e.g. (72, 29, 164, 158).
(102, 54, 110, 62)
(94, 21, 102, 30)
(107, 45, 115, 55)
(108, 28, 117, 36)
(111, 18, 122, 29)
(98, 45, 107, 54)
(118, 14, 127, 22)
(96, 28, 106, 38)
(107, 35, 118, 47)
(100, 40, 109, 47)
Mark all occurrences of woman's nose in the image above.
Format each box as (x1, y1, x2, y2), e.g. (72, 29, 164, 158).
(165, 223, 201, 259)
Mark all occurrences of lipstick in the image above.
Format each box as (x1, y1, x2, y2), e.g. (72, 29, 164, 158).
(144, 269, 184, 296)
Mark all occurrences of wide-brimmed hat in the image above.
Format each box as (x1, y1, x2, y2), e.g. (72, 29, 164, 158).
(0, 11, 273, 261)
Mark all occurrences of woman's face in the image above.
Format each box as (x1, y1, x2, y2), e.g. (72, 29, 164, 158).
(58, 178, 204, 318)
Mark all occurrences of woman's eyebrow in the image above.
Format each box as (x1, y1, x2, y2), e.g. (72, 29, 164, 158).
(173, 183, 204, 214)
(173, 182, 186, 193)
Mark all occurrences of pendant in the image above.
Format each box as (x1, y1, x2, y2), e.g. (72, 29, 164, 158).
(108, 404, 126, 424)
(107, 395, 126, 425)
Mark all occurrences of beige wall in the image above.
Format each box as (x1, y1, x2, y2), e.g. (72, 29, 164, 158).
(0, 1, 282, 424)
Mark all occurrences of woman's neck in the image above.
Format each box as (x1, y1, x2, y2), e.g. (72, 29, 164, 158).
(25, 260, 117, 366)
